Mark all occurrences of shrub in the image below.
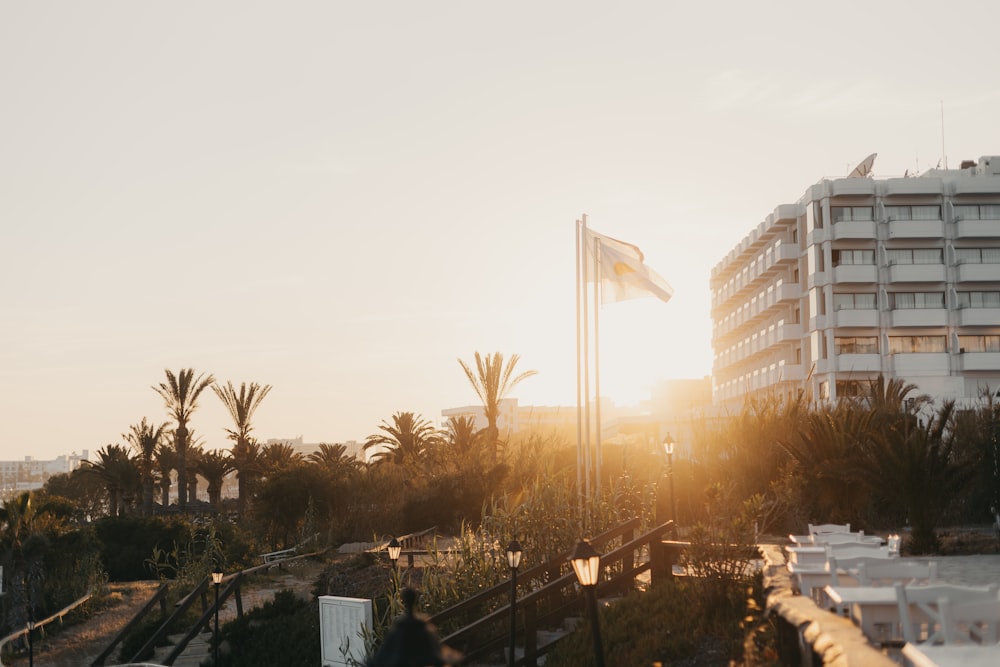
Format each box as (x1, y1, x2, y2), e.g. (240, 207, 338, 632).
(217, 590, 321, 667)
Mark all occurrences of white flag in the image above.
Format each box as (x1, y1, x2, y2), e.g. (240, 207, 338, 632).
(585, 229, 673, 304)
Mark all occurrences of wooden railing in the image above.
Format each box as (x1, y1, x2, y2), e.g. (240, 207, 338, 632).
(93, 548, 325, 666)
(90, 583, 169, 666)
(431, 518, 674, 666)
(0, 591, 94, 667)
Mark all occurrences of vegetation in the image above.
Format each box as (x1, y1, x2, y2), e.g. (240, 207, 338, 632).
(7, 360, 1000, 664)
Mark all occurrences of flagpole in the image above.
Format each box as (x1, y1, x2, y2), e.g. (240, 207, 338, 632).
(574, 217, 585, 526)
(581, 215, 592, 521)
(592, 233, 602, 502)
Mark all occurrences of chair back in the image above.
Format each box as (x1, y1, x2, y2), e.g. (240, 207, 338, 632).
(809, 522, 851, 536)
(895, 582, 1000, 645)
(856, 560, 938, 587)
(940, 597, 1000, 644)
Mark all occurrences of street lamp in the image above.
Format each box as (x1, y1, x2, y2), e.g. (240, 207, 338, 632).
(570, 539, 605, 667)
(212, 565, 224, 666)
(387, 537, 402, 571)
(662, 434, 678, 539)
(506, 539, 523, 667)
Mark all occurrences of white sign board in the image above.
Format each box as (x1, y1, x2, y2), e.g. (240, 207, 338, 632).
(319, 595, 373, 666)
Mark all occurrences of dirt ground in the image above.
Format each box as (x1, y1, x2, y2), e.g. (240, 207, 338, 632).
(2, 558, 330, 667)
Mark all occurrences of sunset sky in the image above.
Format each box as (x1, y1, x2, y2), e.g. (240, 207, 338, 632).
(2, 1, 998, 460)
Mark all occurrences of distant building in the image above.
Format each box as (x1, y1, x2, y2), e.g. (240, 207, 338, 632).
(441, 380, 713, 457)
(0, 450, 89, 496)
(262, 436, 363, 461)
(711, 155, 1000, 408)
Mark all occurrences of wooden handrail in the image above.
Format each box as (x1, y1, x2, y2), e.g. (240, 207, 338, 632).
(89, 583, 169, 666)
(430, 517, 641, 627)
(0, 591, 93, 667)
(436, 519, 671, 665)
(162, 574, 243, 665)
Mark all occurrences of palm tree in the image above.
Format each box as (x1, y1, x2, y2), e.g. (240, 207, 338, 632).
(458, 352, 537, 463)
(778, 403, 872, 525)
(307, 443, 361, 476)
(860, 400, 972, 553)
(230, 438, 261, 519)
(153, 368, 216, 510)
(196, 449, 235, 507)
(155, 442, 178, 509)
(434, 415, 487, 473)
(258, 442, 304, 477)
(123, 417, 169, 516)
(213, 380, 271, 516)
(186, 444, 205, 505)
(363, 411, 438, 470)
(81, 445, 141, 517)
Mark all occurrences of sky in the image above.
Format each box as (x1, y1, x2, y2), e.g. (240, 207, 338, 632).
(2, 1, 999, 461)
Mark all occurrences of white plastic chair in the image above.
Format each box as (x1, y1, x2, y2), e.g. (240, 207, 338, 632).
(940, 597, 1000, 644)
(896, 582, 1000, 645)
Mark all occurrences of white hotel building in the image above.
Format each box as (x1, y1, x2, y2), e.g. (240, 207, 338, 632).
(711, 155, 1000, 408)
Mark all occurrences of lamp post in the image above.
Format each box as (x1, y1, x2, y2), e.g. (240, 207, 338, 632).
(570, 540, 605, 667)
(662, 433, 678, 539)
(212, 565, 223, 666)
(506, 539, 523, 667)
(387, 536, 402, 593)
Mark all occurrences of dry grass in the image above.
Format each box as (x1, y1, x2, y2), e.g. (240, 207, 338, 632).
(2, 558, 332, 667)
(4, 580, 161, 667)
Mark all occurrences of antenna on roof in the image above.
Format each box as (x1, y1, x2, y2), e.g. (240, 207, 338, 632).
(848, 153, 877, 178)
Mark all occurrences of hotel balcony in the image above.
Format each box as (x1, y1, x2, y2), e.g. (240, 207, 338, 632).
(958, 352, 1000, 371)
(831, 220, 876, 240)
(890, 353, 950, 375)
(834, 354, 882, 372)
(888, 309, 948, 327)
(887, 264, 946, 283)
(955, 218, 1000, 239)
(956, 263, 1000, 283)
(833, 309, 879, 328)
(887, 219, 944, 239)
(957, 308, 1000, 326)
(833, 265, 877, 283)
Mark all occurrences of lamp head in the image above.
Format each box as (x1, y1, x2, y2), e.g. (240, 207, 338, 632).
(506, 539, 523, 570)
(387, 537, 402, 563)
(569, 539, 601, 587)
(662, 433, 675, 456)
(211, 565, 224, 585)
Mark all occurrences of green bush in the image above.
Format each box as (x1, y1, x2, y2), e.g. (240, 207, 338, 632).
(544, 577, 758, 667)
(217, 590, 321, 667)
(95, 516, 192, 580)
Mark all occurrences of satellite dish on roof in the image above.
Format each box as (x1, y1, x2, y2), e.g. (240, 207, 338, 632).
(848, 153, 877, 178)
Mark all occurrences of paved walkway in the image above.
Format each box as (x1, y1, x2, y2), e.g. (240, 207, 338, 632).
(933, 554, 1000, 586)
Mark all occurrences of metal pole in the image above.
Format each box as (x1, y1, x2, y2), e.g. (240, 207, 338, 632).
(508, 566, 518, 667)
(585, 587, 605, 667)
(669, 451, 678, 539)
(28, 620, 33, 667)
(214, 581, 220, 666)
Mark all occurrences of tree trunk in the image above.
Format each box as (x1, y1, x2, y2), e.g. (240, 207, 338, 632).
(176, 425, 188, 509)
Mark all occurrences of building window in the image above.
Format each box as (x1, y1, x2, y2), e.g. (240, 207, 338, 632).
(832, 206, 874, 222)
(890, 292, 944, 309)
(836, 380, 864, 397)
(958, 335, 1000, 352)
(955, 248, 1000, 264)
(954, 204, 1000, 220)
(886, 205, 941, 221)
(835, 336, 879, 354)
(888, 335, 947, 353)
(833, 249, 875, 266)
(833, 292, 877, 310)
(957, 291, 1000, 308)
(886, 248, 943, 265)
